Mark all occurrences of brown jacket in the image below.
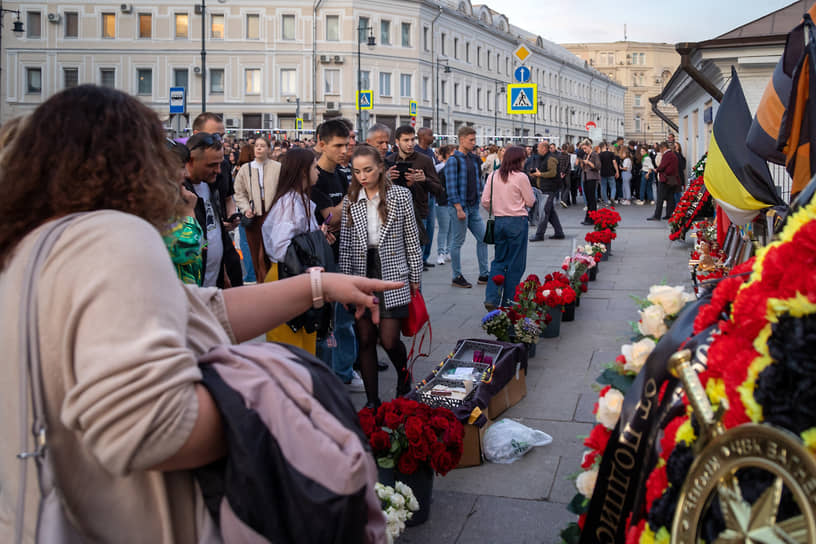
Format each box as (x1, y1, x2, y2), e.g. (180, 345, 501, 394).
(233, 159, 281, 215)
(1, 211, 235, 542)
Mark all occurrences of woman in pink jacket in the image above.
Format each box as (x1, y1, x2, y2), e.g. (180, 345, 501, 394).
(481, 146, 535, 310)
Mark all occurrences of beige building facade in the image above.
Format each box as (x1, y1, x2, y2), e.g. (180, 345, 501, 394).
(562, 41, 680, 144)
(2, 0, 624, 144)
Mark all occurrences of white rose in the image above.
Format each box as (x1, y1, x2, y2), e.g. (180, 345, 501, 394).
(596, 388, 624, 430)
(647, 285, 687, 315)
(407, 497, 420, 512)
(394, 481, 411, 497)
(576, 468, 599, 498)
(390, 493, 405, 509)
(621, 337, 656, 374)
(638, 304, 668, 338)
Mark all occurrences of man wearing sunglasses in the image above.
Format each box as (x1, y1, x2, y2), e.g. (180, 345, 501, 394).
(184, 132, 243, 288)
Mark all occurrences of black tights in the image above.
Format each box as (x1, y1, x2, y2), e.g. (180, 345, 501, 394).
(356, 315, 408, 405)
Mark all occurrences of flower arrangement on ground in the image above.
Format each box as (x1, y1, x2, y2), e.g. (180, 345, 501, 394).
(562, 254, 593, 298)
(482, 274, 551, 342)
(667, 174, 713, 241)
(358, 397, 464, 476)
(585, 229, 616, 246)
(627, 199, 816, 543)
(376, 481, 420, 543)
(588, 207, 622, 232)
(513, 317, 541, 344)
(576, 243, 605, 264)
(560, 283, 696, 543)
(481, 309, 511, 341)
(536, 272, 577, 310)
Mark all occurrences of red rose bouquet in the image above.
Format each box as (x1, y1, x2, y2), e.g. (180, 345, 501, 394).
(585, 229, 616, 245)
(358, 397, 464, 476)
(535, 273, 577, 308)
(588, 207, 621, 232)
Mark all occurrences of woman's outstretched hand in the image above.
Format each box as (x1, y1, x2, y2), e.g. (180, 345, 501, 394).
(322, 273, 404, 324)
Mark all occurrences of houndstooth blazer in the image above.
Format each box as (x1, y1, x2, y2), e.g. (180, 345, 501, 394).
(339, 184, 422, 309)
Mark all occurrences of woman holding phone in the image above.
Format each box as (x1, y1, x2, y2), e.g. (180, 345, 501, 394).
(339, 145, 423, 410)
(234, 136, 281, 282)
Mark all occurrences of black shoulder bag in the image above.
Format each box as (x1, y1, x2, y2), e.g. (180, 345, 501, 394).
(483, 171, 496, 245)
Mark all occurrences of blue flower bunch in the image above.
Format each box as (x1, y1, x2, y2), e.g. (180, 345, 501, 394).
(514, 317, 541, 344)
(481, 309, 511, 342)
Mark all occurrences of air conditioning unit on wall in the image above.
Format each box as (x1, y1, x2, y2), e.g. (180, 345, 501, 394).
(225, 118, 238, 128)
(333, 55, 344, 64)
(120, 4, 133, 14)
(303, 112, 312, 121)
(320, 55, 331, 63)
(47, 13, 61, 23)
(326, 101, 338, 110)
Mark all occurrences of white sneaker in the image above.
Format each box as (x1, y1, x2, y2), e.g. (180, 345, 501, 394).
(622, 200, 631, 205)
(445, 253, 451, 262)
(437, 254, 446, 265)
(583, 206, 588, 211)
(345, 370, 365, 392)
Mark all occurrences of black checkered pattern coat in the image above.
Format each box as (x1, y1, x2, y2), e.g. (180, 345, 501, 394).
(339, 185, 422, 309)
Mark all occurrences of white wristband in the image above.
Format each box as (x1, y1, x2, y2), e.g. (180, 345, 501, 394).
(307, 267, 325, 308)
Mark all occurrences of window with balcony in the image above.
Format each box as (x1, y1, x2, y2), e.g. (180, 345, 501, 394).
(64, 12, 78, 38)
(282, 14, 295, 40)
(102, 13, 115, 38)
(138, 14, 151, 38)
(247, 14, 259, 39)
(175, 14, 188, 39)
(210, 69, 224, 94)
(326, 15, 339, 41)
(137, 68, 152, 95)
(63, 68, 78, 89)
(26, 12, 41, 39)
(211, 14, 224, 39)
(26, 68, 42, 93)
(245, 69, 261, 95)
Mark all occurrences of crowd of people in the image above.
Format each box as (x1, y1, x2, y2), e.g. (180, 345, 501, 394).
(0, 83, 691, 541)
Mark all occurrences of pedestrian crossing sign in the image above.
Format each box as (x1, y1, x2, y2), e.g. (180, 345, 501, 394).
(296, 118, 303, 130)
(507, 84, 537, 114)
(409, 100, 417, 116)
(357, 90, 373, 110)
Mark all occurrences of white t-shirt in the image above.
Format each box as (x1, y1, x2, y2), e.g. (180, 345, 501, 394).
(622, 158, 632, 172)
(193, 182, 223, 287)
(359, 191, 382, 248)
(250, 159, 266, 202)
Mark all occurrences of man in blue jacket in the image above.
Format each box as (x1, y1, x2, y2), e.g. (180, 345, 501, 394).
(444, 126, 488, 288)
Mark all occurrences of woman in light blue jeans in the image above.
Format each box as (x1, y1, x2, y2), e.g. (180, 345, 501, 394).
(639, 151, 655, 203)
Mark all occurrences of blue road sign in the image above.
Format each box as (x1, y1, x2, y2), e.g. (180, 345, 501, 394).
(514, 65, 531, 84)
(507, 84, 537, 114)
(357, 90, 373, 110)
(169, 86, 186, 114)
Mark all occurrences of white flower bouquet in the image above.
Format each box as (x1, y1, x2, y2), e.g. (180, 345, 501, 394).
(376, 481, 420, 542)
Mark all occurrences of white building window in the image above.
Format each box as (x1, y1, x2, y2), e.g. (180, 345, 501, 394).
(453, 38, 459, 59)
(360, 70, 370, 89)
(247, 14, 260, 39)
(174, 68, 188, 89)
(441, 80, 448, 104)
(465, 85, 471, 108)
(380, 20, 391, 45)
(245, 68, 261, 95)
(326, 15, 339, 41)
(401, 22, 411, 47)
(454, 83, 460, 106)
(210, 69, 224, 94)
(63, 67, 79, 89)
(101, 13, 115, 39)
(359, 17, 370, 41)
(441, 33, 446, 56)
(138, 14, 151, 38)
(281, 68, 296, 95)
(64, 12, 78, 38)
(400, 74, 411, 97)
(175, 14, 188, 39)
(422, 76, 429, 101)
(136, 68, 152, 95)
(324, 69, 340, 94)
(379, 72, 392, 97)
(27, 11, 41, 39)
(100, 68, 115, 88)
(26, 68, 42, 93)
(423, 27, 429, 51)
(211, 14, 224, 39)
(634, 94, 641, 107)
(282, 14, 295, 40)
(634, 115, 641, 132)
(477, 88, 482, 110)
(486, 90, 491, 111)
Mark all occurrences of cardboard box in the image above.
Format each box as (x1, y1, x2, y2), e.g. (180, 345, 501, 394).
(487, 366, 527, 419)
(456, 410, 492, 468)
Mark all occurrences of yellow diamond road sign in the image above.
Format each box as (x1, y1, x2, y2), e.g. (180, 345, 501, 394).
(514, 44, 531, 63)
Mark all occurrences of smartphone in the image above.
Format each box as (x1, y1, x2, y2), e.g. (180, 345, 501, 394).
(396, 161, 411, 184)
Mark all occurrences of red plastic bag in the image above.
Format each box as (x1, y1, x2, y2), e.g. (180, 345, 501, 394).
(401, 291, 429, 337)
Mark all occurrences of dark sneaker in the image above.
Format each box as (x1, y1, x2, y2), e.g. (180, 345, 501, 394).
(529, 236, 545, 242)
(477, 275, 489, 285)
(423, 261, 435, 268)
(549, 234, 566, 240)
(452, 275, 473, 288)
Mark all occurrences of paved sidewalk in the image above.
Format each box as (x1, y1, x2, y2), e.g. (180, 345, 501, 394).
(349, 203, 693, 543)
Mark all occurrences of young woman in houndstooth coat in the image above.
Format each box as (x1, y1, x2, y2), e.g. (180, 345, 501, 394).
(339, 145, 423, 411)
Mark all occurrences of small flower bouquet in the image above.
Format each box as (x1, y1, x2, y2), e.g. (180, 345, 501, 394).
(376, 481, 420, 542)
(588, 207, 622, 232)
(514, 317, 541, 344)
(585, 229, 616, 245)
(358, 398, 464, 476)
(535, 274, 577, 309)
(481, 309, 511, 341)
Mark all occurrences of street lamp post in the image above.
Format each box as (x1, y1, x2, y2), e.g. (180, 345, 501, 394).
(493, 83, 505, 145)
(200, 0, 207, 113)
(435, 58, 449, 137)
(356, 24, 375, 138)
(0, 5, 24, 121)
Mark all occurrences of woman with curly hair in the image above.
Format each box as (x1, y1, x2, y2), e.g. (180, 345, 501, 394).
(0, 85, 399, 542)
(339, 145, 423, 410)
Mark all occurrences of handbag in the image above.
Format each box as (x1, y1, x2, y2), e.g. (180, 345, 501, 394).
(483, 171, 496, 245)
(278, 229, 337, 336)
(16, 214, 87, 544)
(400, 291, 432, 376)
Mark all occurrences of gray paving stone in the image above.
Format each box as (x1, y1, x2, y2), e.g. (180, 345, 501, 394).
(399, 491, 478, 544)
(456, 495, 575, 544)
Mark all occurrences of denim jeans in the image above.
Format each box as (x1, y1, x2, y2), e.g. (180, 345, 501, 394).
(436, 203, 454, 256)
(450, 204, 488, 279)
(601, 176, 616, 202)
(485, 216, 528, 307)
(316, 302, 358, 382)
(620, 172, 632, 200)
(422, 195, 436, 262)
(639, 172, 654, 202)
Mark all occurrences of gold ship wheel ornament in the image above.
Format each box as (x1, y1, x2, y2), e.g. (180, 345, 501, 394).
(668, 350, 816, 544)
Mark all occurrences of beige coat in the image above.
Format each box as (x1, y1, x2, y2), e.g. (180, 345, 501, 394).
(233, 160, 281, 216)
(0, 211, 236, 543)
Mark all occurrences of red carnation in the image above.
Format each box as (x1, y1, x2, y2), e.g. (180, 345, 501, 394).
(492, 274, 505, 285)
(397, 452, 419, 475)
(645, 465, 668, 511)
(584, 424, 611, 452)
(581, 449, 600, 469)
(369, 430, 391, 453)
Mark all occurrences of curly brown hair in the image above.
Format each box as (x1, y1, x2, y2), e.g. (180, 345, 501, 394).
(0, 85, 180, 269)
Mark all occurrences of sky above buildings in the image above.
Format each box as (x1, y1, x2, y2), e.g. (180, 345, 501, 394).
(501, 0, 798, 44)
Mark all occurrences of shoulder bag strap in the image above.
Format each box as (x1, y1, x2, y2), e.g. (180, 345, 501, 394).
(488, 171, 495, 219)
(16, 213, 86, 544)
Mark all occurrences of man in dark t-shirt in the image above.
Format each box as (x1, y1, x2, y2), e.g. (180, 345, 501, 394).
(598, 143, 618, 204)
